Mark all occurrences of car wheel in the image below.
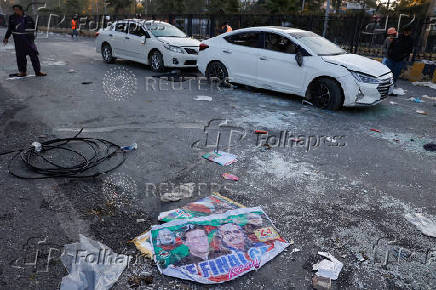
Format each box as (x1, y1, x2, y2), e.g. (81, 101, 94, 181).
(308, 78, 343, 110)
(150, 51, 164, 72)
(102, 43, 115, 64)
(206, 61, 229, 82)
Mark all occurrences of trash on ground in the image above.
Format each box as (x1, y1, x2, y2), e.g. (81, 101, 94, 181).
(121, 143, 138, 151)
(312, 252, 343, 280)
(136, 218, 146, 223)
(412, 81, 436, 90)
(407, 97, 425, 103)
(134, 193, 244, 257)
(149, 207, 290, 284)
(222, 173, 239, 181)
(260, 143, 272, 152)
(370, 128, 381, 133)
(194, 95, 212, 101)
(312, 275, 332, 290)
(421, 94, 436, 101)
(158, 193, 244, 222)
(392, 88, 406, 95)
(128, 273, 153, 287)
(160, 183, 195, 202)
(302, 100, 313, 106)
(291, 248, 301, 253)
(416, 110, 428, 115)
(355, 252, 365, 262)
(389, 101, 398, 105)
(202, 151, 237, 166)
(42, 60, 66, 66)
(82, 81, 93, 85)
(68, 69, 76, 73)
(405, 212, 436, 237)
(325, 137, 337, 143)
(423, 143, 436, 152)
(7, 74, 36, 80)
(255, 130, 268, 134)
(60, 235, 130, 290)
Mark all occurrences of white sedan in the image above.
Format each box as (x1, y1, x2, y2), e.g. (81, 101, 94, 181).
(96, 20, 200, 71)
(198, 26, 393, 109)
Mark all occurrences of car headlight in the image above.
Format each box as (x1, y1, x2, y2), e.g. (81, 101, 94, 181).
(350, 71, 381, 84)
(163, 43, 184, 54)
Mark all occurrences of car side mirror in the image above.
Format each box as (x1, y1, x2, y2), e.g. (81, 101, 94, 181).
(295, 47, 303, 67)
(142, 36, 146, 44)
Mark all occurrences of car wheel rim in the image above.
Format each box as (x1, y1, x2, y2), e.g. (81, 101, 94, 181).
(212, 63, 226, 80)
(152, 54, 161, 70)
(315, 83, 330, 108)
(103, 47, 111, 61)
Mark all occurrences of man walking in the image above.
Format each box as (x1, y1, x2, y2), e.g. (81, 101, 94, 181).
(2, 5, 46, 77)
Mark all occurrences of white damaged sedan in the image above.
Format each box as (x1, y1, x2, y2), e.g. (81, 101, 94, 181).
(198, 26, 393, 110)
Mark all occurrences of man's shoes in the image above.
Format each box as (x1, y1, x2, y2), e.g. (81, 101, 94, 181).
(17, 72, 27, 77)
(36, 72, 47, 77)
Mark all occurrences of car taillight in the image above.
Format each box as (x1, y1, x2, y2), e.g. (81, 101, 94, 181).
(199, 43, 209, 51)
(96, 32, 100, 37)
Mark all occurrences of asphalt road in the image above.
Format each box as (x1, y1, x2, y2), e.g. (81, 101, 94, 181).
(0, 30, 435, 289)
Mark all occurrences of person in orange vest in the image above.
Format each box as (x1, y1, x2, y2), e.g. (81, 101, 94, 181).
(71, 15, 78, 39)
(220, 21, 232, 34)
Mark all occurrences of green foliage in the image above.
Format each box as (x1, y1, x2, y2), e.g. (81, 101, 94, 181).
(264, 0, 299, 14)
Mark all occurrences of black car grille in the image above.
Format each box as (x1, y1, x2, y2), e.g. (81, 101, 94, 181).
(184, 48, 198, 54)
(184, 60, 197, 65)
(377, 78, 393, 99)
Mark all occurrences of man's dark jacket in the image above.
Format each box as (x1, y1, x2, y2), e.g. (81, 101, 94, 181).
(5, 14, 38, 53)
(388, 34, 413, 62)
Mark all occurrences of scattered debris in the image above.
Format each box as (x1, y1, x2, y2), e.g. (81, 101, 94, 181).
(60, 235, 130, 290)
(128, 273, 153, 288)
(412, 81, 436, 90)
(423, 143, 436, 152)
(392, 88, 406, 95)
(325, 136, 337, 143)
(42, 60, 66, 66)
(149, 207, 290, 283)
(416, 110, 428, 115)
(407, 97, 425, 103)
(370, 128, 381, 133)
(120, 143, 138, 151)
(421, 94, 436, 101)
(222, 173, 239, 181)
(160, 183, 195, 202)
(312, 275, 332, 290)
(68, 69, 76, 73)
(255, 130, 268, 134)
(302, 100, 313, 106)
(7, 74, 36, 80)
(389, 101, 398, 105)
(81, 81, 93, 85)
(136, 218, 146, 223)
(260, 143, 272, 152)
(355, 252, 366, 262)
(313, 252, 343, 280)
(202, 151, 237, 166)
(291, 248, 301, 254)
(193, 95, 212, 101)
(405, 213, 436, 237)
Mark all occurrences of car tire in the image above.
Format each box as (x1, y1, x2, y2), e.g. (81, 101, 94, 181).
(308, 78, 343, 110)
(205, 61, 229, 83)
(150, 51, 164, 72)
(102, 43, 115, 64)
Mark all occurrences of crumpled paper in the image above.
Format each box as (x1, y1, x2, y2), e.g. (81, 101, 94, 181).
(313, 252, 343, 280)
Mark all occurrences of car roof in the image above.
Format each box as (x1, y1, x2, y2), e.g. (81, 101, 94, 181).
(115, 19, 170, 25)
(234, 26, 307, 33)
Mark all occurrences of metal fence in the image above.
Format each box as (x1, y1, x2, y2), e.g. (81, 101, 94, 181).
(10, 13, 436, 60)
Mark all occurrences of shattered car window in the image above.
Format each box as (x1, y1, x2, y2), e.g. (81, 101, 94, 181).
(145, 23, 186, 38)
(296, 35, 346, 56)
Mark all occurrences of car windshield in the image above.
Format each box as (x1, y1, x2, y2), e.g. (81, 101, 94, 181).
(145, 23, 186, 38)
(295, 34, 346, 56)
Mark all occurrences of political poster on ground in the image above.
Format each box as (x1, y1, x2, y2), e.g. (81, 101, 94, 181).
(150, 207, 289, 284)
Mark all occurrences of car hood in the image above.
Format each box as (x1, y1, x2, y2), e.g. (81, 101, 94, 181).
(322, 54, 390, 77)
(158, 37, 200, 47)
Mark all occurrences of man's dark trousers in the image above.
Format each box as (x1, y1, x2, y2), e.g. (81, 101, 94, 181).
(14, 37, 41, 73)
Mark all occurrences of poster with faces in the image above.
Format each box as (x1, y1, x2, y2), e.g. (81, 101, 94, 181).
(150, 207, 290, 284)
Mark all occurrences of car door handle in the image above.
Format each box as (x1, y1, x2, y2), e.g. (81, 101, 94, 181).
(259, 56, 268, 60)
(222, 49, 232, 54)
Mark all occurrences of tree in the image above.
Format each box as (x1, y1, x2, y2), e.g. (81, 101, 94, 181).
(265, 0, 299, 14)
